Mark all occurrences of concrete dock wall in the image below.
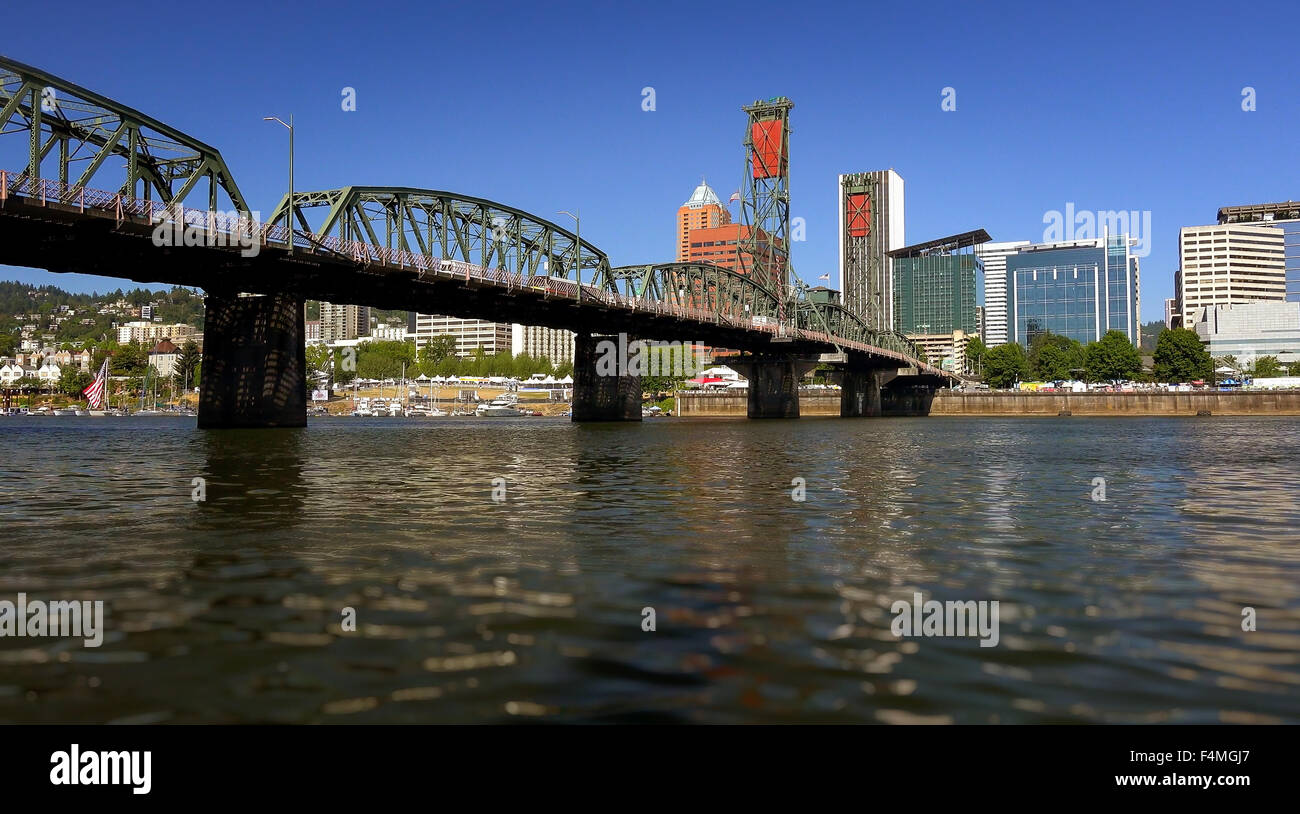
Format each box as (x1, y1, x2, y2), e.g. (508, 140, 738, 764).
(930, 390, 1300, 416)
(674, 389, 1300, 417)
(675, 390, 840, 417)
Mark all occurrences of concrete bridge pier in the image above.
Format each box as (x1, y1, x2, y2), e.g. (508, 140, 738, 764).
(731, 358, 819, 418)
(571, 333, 643, 422)
(197, 291, 307, 429)
(838, 369, 883, 417)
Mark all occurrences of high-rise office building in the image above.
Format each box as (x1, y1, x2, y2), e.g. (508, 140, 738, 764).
(408, 313, 510, 357)
(838, 169, 904, 329)
(1006, 235, 1141, 346)
(1217, 201, 1300, 304)
(319, 302, 370, 342)
(677, 179, 732, 263)
(974, 240, 1030, 346)
(1177, 223, 1285, 328)
(1164, 297, 1178, 329)
(890, 231, 986, 364)
(674, 178, 774, 287)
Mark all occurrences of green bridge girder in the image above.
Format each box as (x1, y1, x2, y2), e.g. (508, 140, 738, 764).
(792, 298, 928, 360)
(607, 261, 783, 325)
(0, 55, 247, 212)
(267, 186, 613, 287)
(606, 262, 927, 360)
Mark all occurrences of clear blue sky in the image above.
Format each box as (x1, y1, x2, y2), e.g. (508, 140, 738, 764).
(3, 0, 1297, 322)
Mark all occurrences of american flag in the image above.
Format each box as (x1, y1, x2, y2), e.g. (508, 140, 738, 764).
(82, 359, 108, 408)
(818, 273, 830, 281)
(728, 191, 740, 203)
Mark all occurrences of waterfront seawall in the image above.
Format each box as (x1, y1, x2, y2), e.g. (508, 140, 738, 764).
(674, 391, 840, 417)
(675, 389, 1300, 416)
(928, 390, 1300, 416)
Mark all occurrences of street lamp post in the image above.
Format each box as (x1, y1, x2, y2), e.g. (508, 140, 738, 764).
(264, 115, 294, 254)
(558, 210, 579, 303)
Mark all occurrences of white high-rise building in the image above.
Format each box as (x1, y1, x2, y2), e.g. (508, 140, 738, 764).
(511, 324, 575, 366)
(115, 321, 196, 345)
(1217, 201, 1300, 304)
(1178, 224, 1286, 328)
(973, 240, 1030, 346)
(408, 314, 510, 357)
(319, 303, 370, 342)
(837, 169, 904, 328)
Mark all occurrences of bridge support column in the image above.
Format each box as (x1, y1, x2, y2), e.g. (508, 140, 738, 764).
(571, 333, 642, 422)
(734, 359, 814, 419)
(197, 291, 307, 429)
(839, 369, 882, 417)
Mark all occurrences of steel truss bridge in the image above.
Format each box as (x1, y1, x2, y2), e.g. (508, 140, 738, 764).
(0, 55, 952, 424)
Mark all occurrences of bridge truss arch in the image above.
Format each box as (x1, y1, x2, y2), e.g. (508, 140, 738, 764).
(607, 262, 783, 326)
(0, 55, 247, 212)
(792, 296, 928, 361)
(267, 186, 612, 287)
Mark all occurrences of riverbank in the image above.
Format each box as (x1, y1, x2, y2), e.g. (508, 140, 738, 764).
(673, 389, 1300, 416)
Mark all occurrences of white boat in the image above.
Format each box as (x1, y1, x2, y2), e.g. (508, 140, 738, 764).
(475, 394, 520, 417)
(52, 408, 78, 416)
(404, 405, 447, 417)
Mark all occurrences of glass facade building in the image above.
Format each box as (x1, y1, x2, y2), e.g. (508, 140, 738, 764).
(1006, 236, 1140, 346)
(1276, 220, 1300, 303)
(891, 252, 979, 336)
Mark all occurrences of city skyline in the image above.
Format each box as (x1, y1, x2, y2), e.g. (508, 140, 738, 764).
(0, 0, 1295, 323)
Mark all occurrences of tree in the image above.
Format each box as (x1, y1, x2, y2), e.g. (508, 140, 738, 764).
(1214, 355, 1239, 376)
(305, 344, 333, 386)
(57, 367, 94, 398)
(354, 340, 416, 381)
(1152, 327, 1212, 383)
(983, 343, 1030, 389)
(1028, 332, 1086, 381)
(110, 341, 148, 376)
(1085, 330, 1142, 382)
(1252, 355, 1285, 378)
(1139, 319, 1166, 354)
(417, 335, 458, 374)
(174, 340, 201, 389)
(333, 351, 356, 385)
(964, 335, 988, 377)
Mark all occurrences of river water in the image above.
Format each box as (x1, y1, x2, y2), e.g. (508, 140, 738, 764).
(1, 415, 1297, 723)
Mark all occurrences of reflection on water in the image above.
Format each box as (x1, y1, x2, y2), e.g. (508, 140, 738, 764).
(0, 415, 1298, 723)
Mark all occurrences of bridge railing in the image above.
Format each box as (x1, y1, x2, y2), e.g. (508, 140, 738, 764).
(0, 170, 942, 373)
